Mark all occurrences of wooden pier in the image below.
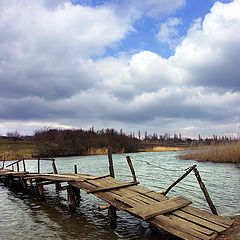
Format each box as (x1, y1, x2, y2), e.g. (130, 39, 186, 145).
(0, 154, 234, 240)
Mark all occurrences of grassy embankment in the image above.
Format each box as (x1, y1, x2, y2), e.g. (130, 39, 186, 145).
(0, 138, 37, 161)
(178, 141, 240, 163)
(138, 141, 194, 152)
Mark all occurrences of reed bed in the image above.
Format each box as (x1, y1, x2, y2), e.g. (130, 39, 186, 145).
(178, 141, 240, 163)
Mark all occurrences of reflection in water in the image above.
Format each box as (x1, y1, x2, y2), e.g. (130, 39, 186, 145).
(0, 151, 239, 239)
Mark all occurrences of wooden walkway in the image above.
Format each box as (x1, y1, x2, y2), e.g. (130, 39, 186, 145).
(0, 159, 234, 240)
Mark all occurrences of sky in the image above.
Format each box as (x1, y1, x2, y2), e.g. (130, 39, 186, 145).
(0, 0, 240, 139)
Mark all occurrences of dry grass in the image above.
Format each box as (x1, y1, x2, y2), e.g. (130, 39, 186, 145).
(141, 146, 187, 152)
(178, 141, 240, 163)
(0, 139, 37, 161)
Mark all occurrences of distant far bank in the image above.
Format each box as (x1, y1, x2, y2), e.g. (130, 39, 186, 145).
(1, 127, 239, 163)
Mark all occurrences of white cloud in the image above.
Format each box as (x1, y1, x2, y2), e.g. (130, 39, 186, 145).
(1, 0, 240, 138)
(172, 0, 240, 90)
(0, 0, 133, 100)
(156, 17, 182, 47)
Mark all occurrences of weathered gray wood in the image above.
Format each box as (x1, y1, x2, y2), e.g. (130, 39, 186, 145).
(194, 168, 218, 215)
(22, 159, 26, 172)
(130, 197, 192, 220)
(52, 159, 61, 191)
(67, 186, 77, 211)
(108, 148, 115, 178)
(172, 209, 226, 233)
(126, 156, 137, 182)
(38, 157, 40, 174)
(150, 215, 212, 240)
(164, 164, 196, 195)
(36, 180, 44, 199)
(108, 205, 117, 228)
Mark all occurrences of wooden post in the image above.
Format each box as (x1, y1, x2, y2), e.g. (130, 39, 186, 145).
(108, 148, 115, 178)
(164, 165, 197, 196)
(21, 178, 28, 190)
(52, 158, 61, 191)
(67, 186, 77, 211)
(107, 148, 116, 227)
(126, 156, 137, 182)
(193, 168, 218, 215)
(74, 165, 78, 174)
(108, 206, 117, 228)
(8, 176, 14, 187)
(2, 159, 5, 169)
(36, 180, 44, 200)
(12, 165, 14, 171)
(22, 158, 26, 172)
(38, 157, 40, 174)
(17, 162, 20, 172)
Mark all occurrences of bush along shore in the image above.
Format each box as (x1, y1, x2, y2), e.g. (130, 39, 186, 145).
(178, 141, 240, 163)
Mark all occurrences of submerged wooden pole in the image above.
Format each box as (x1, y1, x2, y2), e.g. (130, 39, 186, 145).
(74, 165, 78, 174)
(193, 168, 218, 215)
(107, 148, 117, 228)
(126, 156, 137, 182)
(164, 165, 197, 196)
(2, 158, 5, 169)
(36, 180, 44, 200)
(22, 158, 26, 172)
(108, 205, 117, 228)
(38, 157, 40, 174)
(17, 162, 20, 172)
(108, 148, 115, 178)
(52, 158, 61, 191)
(67, 186, 77, 211)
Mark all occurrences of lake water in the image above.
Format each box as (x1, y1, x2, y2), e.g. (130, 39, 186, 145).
(0, 151, 239, 240)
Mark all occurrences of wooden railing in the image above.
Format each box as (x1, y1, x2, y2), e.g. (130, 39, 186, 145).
(5, 157, 58, 174)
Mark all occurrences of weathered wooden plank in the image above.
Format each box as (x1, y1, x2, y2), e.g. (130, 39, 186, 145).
(144, 189, 233, 228)
(85, 174, 110, 180)
(130, 197, 192, 220)
(182, 206, 234, 227)
(154, 214, 214, 239)
(149, 216, 208, 240)
(87, 181, 140, 194)
(172, 209, 226, 233)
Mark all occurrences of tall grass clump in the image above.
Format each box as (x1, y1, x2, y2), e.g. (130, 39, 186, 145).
(178, 141, 240, 163)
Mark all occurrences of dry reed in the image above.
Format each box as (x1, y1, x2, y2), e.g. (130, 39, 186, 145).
(178, 141, 240, 163)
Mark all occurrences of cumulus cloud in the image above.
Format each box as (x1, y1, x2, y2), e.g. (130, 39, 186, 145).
(0, 0, 132, 100)
(172, 0, 240, 90)
(156, 17, 183, 48)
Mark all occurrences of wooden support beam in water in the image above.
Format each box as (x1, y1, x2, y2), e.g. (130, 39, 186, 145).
(38, 157, 40, 174)
(52, 158, 61, 191)
(108, 148, 115, 178)
(74, 165, 78, 174)
(17, 162, 20, 172)
(164, 165, 197, 196)
(67, 185, 81, 211)
(126, 156, 137, 182)
(36, 180, 44, 200)
(22, 158, 26, 172)
(107, 148, 117, 228)
(108, 205, 117, 228)
(193, 168, 218, 215)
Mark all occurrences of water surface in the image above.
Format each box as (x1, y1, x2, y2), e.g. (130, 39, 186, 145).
(0, 152, 239, 239)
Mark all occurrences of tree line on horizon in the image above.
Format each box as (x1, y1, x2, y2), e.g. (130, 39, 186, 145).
(34, 127, 140, 157)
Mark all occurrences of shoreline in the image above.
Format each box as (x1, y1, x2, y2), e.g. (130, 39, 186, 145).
(0, 146, 188, 161)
